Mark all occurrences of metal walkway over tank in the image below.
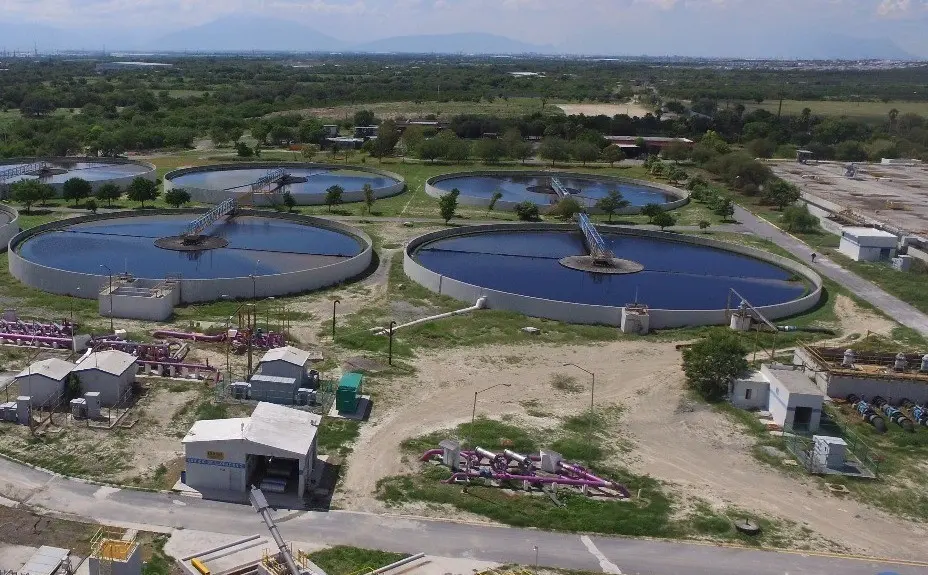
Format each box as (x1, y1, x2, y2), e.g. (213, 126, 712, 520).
(0, 161, 49, 183)
(183, 168, 287, 237)
(551, 177, 614, 263)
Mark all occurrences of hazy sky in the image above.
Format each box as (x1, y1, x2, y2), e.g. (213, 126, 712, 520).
(1, 0, 927, 55)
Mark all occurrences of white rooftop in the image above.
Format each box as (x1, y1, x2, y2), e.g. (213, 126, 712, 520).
(20, 546, 70, 575)
(841, 226, 897, 239)
(183, 402, 321, 458)
(16, 358, 75, 381)
(763, 365, 822, 396)
(259, 346, 311, 367)
(73, 350, 137, 375)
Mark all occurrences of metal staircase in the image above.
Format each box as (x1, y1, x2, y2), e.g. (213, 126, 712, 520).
(551, 177, 614, 263)
(183, 168, 287, 238)
(0, 161, 48, 182)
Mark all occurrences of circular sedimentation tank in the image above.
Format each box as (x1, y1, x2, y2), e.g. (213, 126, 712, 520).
(426, 171, 688, 213)
(164, 162, 405, 205)
(0, 157, 156, 190)
(404, 224, 822, 328)
(9, 210, 372, 303)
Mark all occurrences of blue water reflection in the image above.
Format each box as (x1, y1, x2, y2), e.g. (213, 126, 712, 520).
(432, 175, 675, 206)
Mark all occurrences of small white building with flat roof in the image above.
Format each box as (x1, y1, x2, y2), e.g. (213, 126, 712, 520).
(730, 364, 824, 432)
(182, 402, 321, 499)
(72, 350, 137, 406)
(14, 358, 75, 407)
(838, 227, 897, 262)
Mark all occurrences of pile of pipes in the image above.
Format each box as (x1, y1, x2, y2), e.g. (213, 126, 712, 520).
(93, 336, 187, 362)
(848, 394, 888, 433)
(847, 394, 921, 433)
(421, 442, 630, 499)
(152, 328, 286, 353)
(901, 399, 928, 428)
(872, 396, 915, 432)
(0, 317, 78, 348)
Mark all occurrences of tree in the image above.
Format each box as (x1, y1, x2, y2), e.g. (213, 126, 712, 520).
(353, 109, 376, 127)
(301, 144, 319, 159)
(888, 108, 900, 133)
(652, 211, 676, 231)
(488, 191, 503, 213)
(763, 179, 801, 210)
(417, 138, 445, 163)
(441, 136, 471, 163)
(746, 138, 776, 159)
(475, 138, 505, 164)
(640, 203, 663, 224)
(650, 161, 666, 177)
(682, 332, 749, 401)
(86, 199, 98, 214)
(363, 183, 375, 215)
(236, 141, 254, 158)
(714, 197, 736, 221)
(95, 183, 122, 207)
(663, 141, 691, 163)
(698, 220, 711, 233)
(571, 141, 600, 166)
(601, 145, 626, 167)
(595, 190, 630, 223)
(37, 183, 56, 206)
(539, 137, 570, 166)
(782, 204, 820, 233)
(835, 140, 868, 162)
(126, 177, 159, 208)
(549, 196, 585, 219)
(325, 185, 344, 213)
(62, 177, 92, 207)
(283, 191, 296, 213)
(666, 167, 688, 185)
(502, 128, 532, 163)
(10, 180, 48, 213)
(164, 188, 191, 208)
(514, 201, 540, 221)
(439, 188, 460, 223)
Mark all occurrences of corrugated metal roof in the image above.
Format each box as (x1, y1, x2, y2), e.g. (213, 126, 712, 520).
(16, 358, 75, 381)
(251, 374, 297, 384)
(20, 545, 69, 575)
(183, 403, 321, 458)
(73, 350, 137, 376)
(259, 346, 311, 367)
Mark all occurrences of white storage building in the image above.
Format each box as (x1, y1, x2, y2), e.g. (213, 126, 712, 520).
(14, 358, 75, 407)
(257, 346, 312, 387)
(730, 364, 824, 432)
(72, 350, 137, 406)
(182, 402, 321, 499)
(838, 227, 897, 262)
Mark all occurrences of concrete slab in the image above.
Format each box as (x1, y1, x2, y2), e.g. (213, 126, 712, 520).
(0, 543, 38, 571)
(390, 556, 500, 575)
(327, 396, 372, 421)
(165, 530, 327, 575)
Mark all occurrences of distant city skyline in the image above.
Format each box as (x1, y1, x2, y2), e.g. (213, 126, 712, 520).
(1, 0, 927, 58)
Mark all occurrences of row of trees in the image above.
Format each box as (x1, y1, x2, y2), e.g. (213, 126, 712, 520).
(8, 177, 184, 212)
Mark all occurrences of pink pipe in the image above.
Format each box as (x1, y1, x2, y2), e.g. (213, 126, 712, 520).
(0, 332, 72, 345)
(558, 462, 631, 498)
(420, 449, 443, 461)
(445, 471, 622, 490)
(153, 330, 226, 342)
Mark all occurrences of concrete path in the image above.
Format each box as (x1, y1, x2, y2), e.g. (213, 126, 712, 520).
(734, 205, 928, 337)
(1, 457, 925, 575)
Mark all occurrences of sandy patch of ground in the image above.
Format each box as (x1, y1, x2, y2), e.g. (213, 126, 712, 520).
(557, 102, 651, 118)
(830, 294, 896, 340)
(338, 338, 928, 559)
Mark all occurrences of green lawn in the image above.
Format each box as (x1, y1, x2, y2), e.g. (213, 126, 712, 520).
(741, 99, 928, 123)
(274, 97, 563, 121)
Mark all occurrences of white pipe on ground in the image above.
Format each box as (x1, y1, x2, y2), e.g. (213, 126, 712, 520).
(369, 553, 427, 575)
(370, 297, 487, 335)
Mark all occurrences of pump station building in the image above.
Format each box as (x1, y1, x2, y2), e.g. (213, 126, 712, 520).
(182, 402, 321, 499)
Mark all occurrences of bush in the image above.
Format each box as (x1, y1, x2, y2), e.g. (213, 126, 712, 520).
(682, 332, 749, 401)
(548, 196, 585, 219)
(781, 204, 820, 233)
(514, 201, 540, 221)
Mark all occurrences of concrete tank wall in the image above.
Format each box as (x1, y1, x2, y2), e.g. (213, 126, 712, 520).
(8, 209, 373, 304)
(0, 157, 157, 195)
(164, 162, 406, 206)
(404, 223, 823, 329)
(0, 205, 20, 252)
(425, 170, 689, 214)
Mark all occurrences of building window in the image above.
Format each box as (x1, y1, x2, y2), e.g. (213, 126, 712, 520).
(745, 389, 753, 400)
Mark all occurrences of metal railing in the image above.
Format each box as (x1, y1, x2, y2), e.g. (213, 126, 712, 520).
(252, 167, 287, 194)
(551, 177, 614, 262)
(0, 162, 47, 182)
(184, 197, 235, 237)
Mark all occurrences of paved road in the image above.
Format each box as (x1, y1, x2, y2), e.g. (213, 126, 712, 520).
(734, 205, 928, 337)
(1, 458, 924, 575)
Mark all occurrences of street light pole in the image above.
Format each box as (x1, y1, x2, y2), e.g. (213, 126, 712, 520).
(563, 363, 595, 453)
(388, 320, 396, 365)
(332, 299, 340, 342)
(99, 264, 114, 332)
(466, 383, 512, 482)
(533, 545, 539, 571)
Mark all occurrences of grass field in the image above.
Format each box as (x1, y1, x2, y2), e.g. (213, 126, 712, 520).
(741, 99, 928, 122)
(275, 97, 564, 121)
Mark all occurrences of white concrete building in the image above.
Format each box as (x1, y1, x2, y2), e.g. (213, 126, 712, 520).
(730, 364, 824, 432)
(257, 346, 311, 387)
(182, 402, 321, 499)
(14, 358, 74, 407)
(72, 350, 137, 406)
(838, 227, 898, 262)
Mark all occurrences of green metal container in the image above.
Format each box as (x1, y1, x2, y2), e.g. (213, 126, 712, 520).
(337, 372, 363, 414)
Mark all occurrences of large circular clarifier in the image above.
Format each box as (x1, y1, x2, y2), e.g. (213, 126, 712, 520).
(426, 171, 687, 212)
(9, 211, 372, 303)
(405, 225, 822, 328)
(165, 163, 404, 205)
(0, 158, 155, 188)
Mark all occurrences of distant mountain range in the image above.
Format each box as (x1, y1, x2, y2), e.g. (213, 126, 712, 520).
(0, 15, 918, 59)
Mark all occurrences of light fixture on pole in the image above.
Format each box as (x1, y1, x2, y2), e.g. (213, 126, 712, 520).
(466, 383, 511, 482)
(332, 299, 340, 342)
(563, 362, 595, 454)
(99, 264, 114, 332)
